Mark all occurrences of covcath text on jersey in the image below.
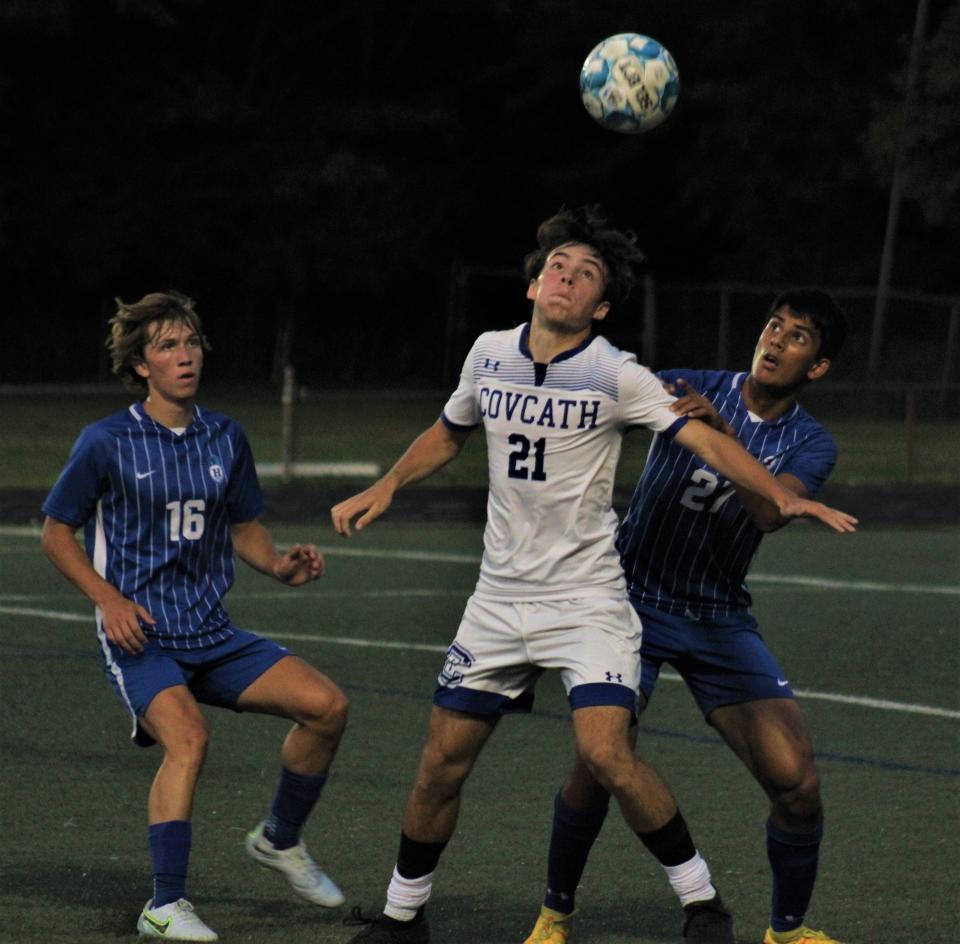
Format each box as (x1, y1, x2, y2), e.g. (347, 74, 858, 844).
(479, 387, 603, 429)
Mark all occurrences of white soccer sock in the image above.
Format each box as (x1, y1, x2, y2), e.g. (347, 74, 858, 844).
(661, 852, 717, 906)
(383, 867, 434, 922)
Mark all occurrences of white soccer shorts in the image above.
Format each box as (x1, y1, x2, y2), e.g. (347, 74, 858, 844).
(435, 593, 641, 714)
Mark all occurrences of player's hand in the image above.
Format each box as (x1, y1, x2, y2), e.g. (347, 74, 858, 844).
(669, 379, 735, 436)
(273, 543, 325, 585)
(100, 592, 154, 655)
(779, 495, 858, 533)
(330, 481, 395, 536)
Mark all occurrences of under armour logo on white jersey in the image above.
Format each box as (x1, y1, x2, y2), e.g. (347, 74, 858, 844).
(605, 671, 623, 683)
(483, 358, 500, 371)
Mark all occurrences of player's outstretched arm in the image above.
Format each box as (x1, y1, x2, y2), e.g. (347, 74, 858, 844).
(230, 519, 325, 586)
(669, 381, 842, 533)
(674, 420, 858, 533)
(40, 516, 154, 654)
(331, 419, 472, 537)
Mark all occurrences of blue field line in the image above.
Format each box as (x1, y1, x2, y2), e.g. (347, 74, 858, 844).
(3, 637, 956, 777)
(338, 681, 960, 779)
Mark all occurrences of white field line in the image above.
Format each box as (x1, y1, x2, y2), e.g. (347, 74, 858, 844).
(1, 604, 957, 720)
(2, 525, 958, 597)
(3, 526, 957, 718)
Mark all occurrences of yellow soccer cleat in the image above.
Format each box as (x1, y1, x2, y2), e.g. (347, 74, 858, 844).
(523, 906, 575, 944)
(763, 927, 845, 944)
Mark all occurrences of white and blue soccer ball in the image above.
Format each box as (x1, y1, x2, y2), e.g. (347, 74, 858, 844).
(580, 33, 680, 134)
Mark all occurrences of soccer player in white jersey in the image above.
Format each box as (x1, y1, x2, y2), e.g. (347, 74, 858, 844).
(331, 209, 856, 944)
(41, 292, 349, 942)
(524, 289, 851, 944)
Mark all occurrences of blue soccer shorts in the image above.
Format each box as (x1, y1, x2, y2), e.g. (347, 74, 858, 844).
(632, 600, 795, 718)
(99, 627, 290, 747)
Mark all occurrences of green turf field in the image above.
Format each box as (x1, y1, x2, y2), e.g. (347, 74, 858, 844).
(1, 520, 957, 943)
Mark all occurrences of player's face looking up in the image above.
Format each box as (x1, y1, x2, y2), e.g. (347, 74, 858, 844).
(750, 306, 830, 390)
(134, 318, 205, 403)
(527, 242, 611, 335)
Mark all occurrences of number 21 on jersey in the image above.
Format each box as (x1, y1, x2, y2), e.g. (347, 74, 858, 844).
(508, 433, 547, 481)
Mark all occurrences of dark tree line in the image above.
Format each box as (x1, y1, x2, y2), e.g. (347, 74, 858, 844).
(2, 0, 957, 386)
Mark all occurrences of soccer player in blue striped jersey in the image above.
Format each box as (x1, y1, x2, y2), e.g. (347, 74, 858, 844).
(331, 209, 856, 944)
(41, 292, 349, 942)
(527, 289, 851, 944)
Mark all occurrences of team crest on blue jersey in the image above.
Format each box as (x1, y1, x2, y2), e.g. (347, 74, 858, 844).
(438, 642, 474, 687)
(208, 464, 225, 483)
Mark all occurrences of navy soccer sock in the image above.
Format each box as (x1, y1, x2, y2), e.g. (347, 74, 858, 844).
(263, 767, 328, 850)
(396, 831, 449, 880)
(543, 790, 610, 914)
(766, 818, 823, 932)
(637, 808, 697, 866)
(149, 820, 192, 908)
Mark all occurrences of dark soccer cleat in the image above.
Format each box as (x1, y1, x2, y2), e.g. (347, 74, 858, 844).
(344, 905, 430, 943)
(682, 894, 734, 944)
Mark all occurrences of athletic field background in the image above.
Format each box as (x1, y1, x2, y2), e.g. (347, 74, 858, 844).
(1, 387, 957, 943)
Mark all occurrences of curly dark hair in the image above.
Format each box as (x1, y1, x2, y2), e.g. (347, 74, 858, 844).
(523, 205, 646, 313)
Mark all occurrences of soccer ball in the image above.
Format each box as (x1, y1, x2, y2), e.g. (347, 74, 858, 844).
(580, 33, 680, 134)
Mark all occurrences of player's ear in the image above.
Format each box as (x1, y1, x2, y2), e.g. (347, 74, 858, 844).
(133, 356, 150, 379)
(807, 357, 830, 381)
(592, 300, 610, 322)
(526, 277, 540, 301)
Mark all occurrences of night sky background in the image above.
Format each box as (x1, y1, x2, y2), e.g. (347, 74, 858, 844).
(2, 0, 958, 388)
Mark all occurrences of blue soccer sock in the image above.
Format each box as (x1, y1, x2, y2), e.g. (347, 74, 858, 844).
(543, 790, 610, 914)
(149, 820, 192, 908)
(263, 767, 328, 850)
(766, 818, 823, 932)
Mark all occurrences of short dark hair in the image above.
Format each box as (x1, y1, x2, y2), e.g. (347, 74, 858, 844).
(523, 205, 646, 313)
(107, 290, 210, 393)
(767, 288, 848, 361)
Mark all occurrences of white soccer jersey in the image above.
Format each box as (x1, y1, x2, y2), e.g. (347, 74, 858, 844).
(442, 323, 686, 600)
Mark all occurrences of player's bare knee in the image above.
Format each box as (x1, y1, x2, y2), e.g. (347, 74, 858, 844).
(417, 744, 473, 794)
(161, 717, 209, 766)
(313, 686, 350, 733)
(771, 766, 822, 823)
(326, 688, 349, 733)
(293, 683, 349, 736)
(579, 741, 632, 792)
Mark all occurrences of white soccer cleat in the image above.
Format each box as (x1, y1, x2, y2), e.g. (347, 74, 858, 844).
(137, 898, 219, 942)
(245, 821, 345, 907)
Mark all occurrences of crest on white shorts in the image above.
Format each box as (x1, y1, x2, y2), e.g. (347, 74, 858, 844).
(438, 642, 474, 687)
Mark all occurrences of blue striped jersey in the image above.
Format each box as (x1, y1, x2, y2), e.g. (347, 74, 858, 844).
(442, 323, 687, 600)
(42, 402, 264, 649)
(617, 369, 837, 618)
